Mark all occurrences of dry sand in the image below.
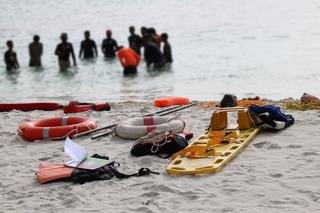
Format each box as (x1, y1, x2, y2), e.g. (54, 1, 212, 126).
(0, 102, 319, 213)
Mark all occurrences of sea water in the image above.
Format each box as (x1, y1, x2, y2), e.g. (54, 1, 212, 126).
(1, 0, 320, 102)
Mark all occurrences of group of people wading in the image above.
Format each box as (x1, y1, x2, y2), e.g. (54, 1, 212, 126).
(3, 26, 173, 75)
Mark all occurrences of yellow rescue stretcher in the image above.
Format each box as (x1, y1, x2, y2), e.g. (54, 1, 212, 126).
(166, 107, 261, 175)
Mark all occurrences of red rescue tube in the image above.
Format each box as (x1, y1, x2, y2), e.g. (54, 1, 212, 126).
(0, 103, 61, 111)
(154, 97, 190, 107)
(18, 116, 97, 141)
(117, 47, 141, 68)
(63, 103, 111, 114)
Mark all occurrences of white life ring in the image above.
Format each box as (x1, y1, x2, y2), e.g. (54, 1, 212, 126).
(115, 116, 185, 139)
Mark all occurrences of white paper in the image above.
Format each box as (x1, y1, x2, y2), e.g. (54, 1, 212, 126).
(64, 137, 88, 167)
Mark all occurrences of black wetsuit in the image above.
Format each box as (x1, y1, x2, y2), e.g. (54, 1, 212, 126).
(144, 42, 165, 68)
(55, 42, 76, 70)
(128, 34, 142, 55)
(163, 42, 173, 63)
(29, 42, 43, 66)
(79, 39, 97, 59)
(55, 42, 75, 61)
(4, 50, 18, 70)
(102, 38, 118, 58)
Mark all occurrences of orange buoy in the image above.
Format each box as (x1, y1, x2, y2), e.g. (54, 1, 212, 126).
(18, 116, 97, 142)
(154, 97, 190, 107)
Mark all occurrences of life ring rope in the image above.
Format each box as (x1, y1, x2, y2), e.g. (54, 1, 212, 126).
(133, 129, 169, 154)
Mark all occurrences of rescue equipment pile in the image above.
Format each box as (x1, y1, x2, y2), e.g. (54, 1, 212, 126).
(8, 95, 297, 184)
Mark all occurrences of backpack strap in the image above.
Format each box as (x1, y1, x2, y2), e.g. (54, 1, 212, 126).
(110, 166, 160, 179)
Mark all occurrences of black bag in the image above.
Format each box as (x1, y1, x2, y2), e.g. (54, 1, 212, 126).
(131, 132, 193, 158)
(70, 154, 159, 184)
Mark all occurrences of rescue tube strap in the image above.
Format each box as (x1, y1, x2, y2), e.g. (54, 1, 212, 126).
(143, 117, 154, 126)
(43, 127, 50, 139)
(62, 117, 68, 126)
(147, 126, 157, 133)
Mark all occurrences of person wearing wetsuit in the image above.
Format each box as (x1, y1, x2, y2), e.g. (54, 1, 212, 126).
(140, 27, 149, 44)
(101, 30, 118, 58)
(128, 26, 142, 55)
(54, 33, 76, 71)
(147, 28, 158, 46)
(161, 33, 173, 63)
(148, 28, 161, 49)
(79, 30, 98, 59)
(4, 40, 19, 71)
(143, 40, 165, 69)
(28, 35, 43, 67)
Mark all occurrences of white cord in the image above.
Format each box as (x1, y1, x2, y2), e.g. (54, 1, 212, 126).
(133, 129, 169, 154)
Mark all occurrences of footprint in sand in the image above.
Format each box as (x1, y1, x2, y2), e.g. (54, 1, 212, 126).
(269, 173, 283, 178)
(141, 191, 159, 197)
(252, 141, 267, 148)
(287, 145, 302, 149)
(267, 143, 281, 149)
(38, 157, 51, 161)
(303, 152, 319, 156)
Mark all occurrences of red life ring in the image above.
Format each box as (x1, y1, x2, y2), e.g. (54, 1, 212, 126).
(18, 116, 97, 142)
(115, 116, 185, 139)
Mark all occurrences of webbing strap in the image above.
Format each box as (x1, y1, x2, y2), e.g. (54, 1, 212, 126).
(42, 127, 50, 139)
(143, 117, 154, 126)
(146, 126, 157, 133)
(62, 116, 68, 126)
(111, 167, 160, 179)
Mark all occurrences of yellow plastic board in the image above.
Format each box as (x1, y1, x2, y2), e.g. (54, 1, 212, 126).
(166, 127, 260, 175)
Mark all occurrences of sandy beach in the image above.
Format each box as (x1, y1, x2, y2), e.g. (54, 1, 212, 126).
(0, 101, 319, 213)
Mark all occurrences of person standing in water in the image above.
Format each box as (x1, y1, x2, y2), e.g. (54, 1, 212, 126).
(4, 40, 19, 71)
(79, 30, 98, 59)
(54, 33, 76, 70)
(148, 28, 161, 49)
(160, 33, 173, 63)
(140, 27, 149, 44)
(117, 46, 141, 76)
(28, 35, 43, 67)
(101, 30, 118, 58)
(143, 39, 165, 68)
(128, 26, 142, 55)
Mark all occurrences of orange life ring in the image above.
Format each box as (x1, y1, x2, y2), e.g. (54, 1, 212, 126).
(18, 116, 97, 142)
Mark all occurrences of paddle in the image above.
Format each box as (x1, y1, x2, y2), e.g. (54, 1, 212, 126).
(72, 104, 188, 139)
(90, 102, 198, 140)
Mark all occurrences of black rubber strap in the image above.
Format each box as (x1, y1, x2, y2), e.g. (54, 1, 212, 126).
(111, 167, 160, 179)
